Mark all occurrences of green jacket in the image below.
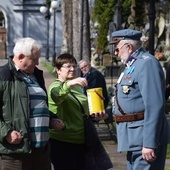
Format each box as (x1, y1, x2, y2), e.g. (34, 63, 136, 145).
(48, 80, 89, 144)
(0, 56, 47, 154)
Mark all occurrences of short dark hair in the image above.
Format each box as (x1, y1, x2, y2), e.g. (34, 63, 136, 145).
(55, 53, 77, 68)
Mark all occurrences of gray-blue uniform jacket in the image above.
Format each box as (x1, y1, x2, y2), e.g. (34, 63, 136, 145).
(114, 47, 170, 152)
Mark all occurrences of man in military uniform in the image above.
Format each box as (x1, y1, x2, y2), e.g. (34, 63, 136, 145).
(110, 29, 170, 170)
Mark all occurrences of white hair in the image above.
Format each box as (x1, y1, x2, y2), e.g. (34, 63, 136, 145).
(78, 59, 90, 66)
(13, 37, 42, 56)
(121, 39, 142, 47)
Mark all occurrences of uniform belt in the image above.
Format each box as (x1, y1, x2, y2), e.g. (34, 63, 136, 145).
(114, 113, 144, 123)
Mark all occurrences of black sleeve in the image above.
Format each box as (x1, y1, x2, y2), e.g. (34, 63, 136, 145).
(166, 62, 170, 85)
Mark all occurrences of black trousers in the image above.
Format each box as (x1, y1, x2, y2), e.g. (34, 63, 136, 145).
(50, 138, 86, 170)
(0, 144, 51, 170)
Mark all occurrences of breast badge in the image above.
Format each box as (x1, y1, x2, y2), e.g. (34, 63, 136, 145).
(122, 85, 130, 94)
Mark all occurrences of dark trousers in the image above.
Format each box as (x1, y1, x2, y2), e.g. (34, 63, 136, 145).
(127, 144, 167, 170)
(50, 138, 86, 170)
(165, 88, 170, 101)
(0, 144, 51, 170)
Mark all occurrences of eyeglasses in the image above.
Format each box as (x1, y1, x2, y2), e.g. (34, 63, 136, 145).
(61, 65, 78, 69)
(114, 43, 128, 54)
(80, 64, 89, 70)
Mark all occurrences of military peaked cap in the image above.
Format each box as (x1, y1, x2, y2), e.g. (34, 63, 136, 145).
(110, 29, 142, 44)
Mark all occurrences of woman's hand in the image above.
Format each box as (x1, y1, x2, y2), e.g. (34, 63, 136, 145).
(50, 118, 65, 130)
(67, 77, 88, 87)
(90, 110, 109, 122)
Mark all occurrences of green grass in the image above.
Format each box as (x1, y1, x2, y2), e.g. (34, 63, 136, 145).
(167, 144, 170, 159)
(165, 167, 170, 170)
(41, 61, 56, 77)
(166, 145, 170, 170)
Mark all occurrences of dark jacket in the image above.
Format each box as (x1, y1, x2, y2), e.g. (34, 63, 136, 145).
(165, 61, 170, 100)
(0, 56, 46, 154)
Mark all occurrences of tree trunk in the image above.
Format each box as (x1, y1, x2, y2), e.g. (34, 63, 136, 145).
(61, 0, 73, 53)
(72, 0, 80, 60)
(82, 0, 91, 61)
(61, 0, 91, 62)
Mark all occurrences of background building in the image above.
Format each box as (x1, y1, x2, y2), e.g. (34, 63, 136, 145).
(0, 0, 62, 59)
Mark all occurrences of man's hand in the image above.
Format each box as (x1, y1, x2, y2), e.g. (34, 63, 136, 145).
(142, 147, 157, 162)
(6, 130, 23, 144)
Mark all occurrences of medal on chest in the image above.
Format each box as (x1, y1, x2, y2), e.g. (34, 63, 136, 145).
(122, 85, 130, 94)
(122, 59, 136, 94)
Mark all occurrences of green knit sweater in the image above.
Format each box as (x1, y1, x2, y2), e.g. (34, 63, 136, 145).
(48, 80, 89, 144)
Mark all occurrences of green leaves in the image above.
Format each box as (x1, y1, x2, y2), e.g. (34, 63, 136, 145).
(93, 0, 116, 51)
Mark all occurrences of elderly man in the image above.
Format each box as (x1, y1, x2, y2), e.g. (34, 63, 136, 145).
(78, 59, 109, 109)
(111, 29, 170, 170)
(0, 37, 51, 170)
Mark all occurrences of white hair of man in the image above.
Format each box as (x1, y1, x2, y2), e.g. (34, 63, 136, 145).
(13, 37, 42, 57)
(78, 59, 90, 66)
(120, 39, 142, 50)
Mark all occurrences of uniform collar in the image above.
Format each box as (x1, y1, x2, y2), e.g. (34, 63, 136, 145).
(126, 47, 143, 67)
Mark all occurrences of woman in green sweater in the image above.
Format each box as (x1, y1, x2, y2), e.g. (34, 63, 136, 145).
(48, 53, 107, 170)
